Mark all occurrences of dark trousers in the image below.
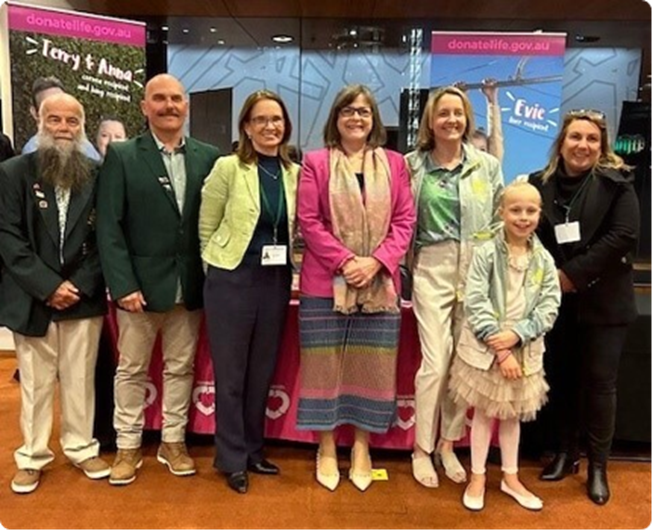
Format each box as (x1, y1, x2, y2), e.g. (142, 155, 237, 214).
(543, 298, 630, 464)
(204, 263, 291, 473)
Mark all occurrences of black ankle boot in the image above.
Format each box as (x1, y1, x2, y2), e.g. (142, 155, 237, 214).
(587, 462, 610, 505)
(540, 453, 580, 481)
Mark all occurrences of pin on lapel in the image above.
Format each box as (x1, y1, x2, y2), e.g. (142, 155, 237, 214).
(35, 190, 45, 198)
(158, 176, 171, 185)
(33, 183, 41, 190)
(38, 200, 48, 209)
(163, 184, 173, 192)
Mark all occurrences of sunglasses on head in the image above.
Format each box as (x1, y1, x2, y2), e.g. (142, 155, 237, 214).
(566, 108, 606, 120)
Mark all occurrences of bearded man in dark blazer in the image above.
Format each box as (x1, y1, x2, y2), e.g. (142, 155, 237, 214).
(0, 93, 110, 494)
(96, 74, 219, 486)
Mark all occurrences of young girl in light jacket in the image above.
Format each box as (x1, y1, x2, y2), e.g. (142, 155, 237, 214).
(449, 181, 561, 512)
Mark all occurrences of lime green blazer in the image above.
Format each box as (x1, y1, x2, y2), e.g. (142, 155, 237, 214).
(199, 154, 299, 270)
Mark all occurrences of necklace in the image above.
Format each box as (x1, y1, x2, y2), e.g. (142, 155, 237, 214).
(258, 163, 280, 180)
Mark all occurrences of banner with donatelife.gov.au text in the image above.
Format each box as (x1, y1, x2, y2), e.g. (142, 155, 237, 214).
(7, 3, 145, 157)
(430, 31, 566, 182)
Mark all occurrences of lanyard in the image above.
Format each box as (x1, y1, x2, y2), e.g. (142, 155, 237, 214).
(561, 174, 592, 222)
(259, 177, 285, 244)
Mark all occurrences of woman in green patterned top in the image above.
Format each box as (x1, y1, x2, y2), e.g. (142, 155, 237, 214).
(405, 86, 504, 489)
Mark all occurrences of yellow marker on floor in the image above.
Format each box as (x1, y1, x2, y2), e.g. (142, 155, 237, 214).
(371, 469, 388, 481)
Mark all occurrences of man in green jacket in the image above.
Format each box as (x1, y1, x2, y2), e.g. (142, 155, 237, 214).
(96, 74, 219, 486)
(0, 93, 110, 494)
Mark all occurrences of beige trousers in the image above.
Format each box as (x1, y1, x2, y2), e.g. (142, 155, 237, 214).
(14, 317, 103, 470)
(114, 306, 202, 449)
(412, 241, 468, 453)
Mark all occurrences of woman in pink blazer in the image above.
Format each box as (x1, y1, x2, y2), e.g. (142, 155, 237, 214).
(296, 84, 416, 492)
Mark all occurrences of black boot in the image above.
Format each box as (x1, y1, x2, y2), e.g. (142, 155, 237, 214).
(540, 452, 580, 481)
(587, 461, 610, 505)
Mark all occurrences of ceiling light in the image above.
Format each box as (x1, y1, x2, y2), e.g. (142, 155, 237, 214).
(210, 27, 217, 33)
(217, 39, 226, 45)
(161, 25, 169, 31)
(182, 28, 190, 34)
(272, 34, 293, 43)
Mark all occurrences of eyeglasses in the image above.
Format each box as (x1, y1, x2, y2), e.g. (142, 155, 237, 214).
(249, 116, 284, 127)
(340, 106, 373, 118)
(566, 109, 606, 120)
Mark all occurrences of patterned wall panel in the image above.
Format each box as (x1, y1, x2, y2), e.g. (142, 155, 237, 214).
(561, 48, 642, 141)
(169, 44, 641, 152)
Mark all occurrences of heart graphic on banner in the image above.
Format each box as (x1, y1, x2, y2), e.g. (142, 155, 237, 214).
(192, 382, 215, 416)
(144, 382, 158, 408)
(394, 397, 416, 431)
(266, 388, 290, 420)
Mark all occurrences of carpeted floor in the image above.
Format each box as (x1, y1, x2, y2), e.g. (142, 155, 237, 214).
(0, 355, 650, 529)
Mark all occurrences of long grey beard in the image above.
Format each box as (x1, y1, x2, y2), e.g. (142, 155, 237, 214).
(37, 135, 92, 191)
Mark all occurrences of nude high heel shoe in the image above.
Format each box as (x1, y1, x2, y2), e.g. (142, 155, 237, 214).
(348, 448, 372, 492)
(316, 451, 340, 492)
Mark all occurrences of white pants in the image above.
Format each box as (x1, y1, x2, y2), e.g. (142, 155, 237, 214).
(14, 317, 103, 470)
(412, 241, 468, 453)
(113, 306, 202, 449)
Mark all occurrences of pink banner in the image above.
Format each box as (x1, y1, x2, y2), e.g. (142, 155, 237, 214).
(106, 302, 476, 450)
(431, 32, 566, 57)
(8, 4, 145, 47)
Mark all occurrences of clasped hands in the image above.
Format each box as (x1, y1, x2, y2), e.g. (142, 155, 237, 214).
(486, 329, 522, 380)
(46, 280, 80, 310)
(341, 256, 382, 289)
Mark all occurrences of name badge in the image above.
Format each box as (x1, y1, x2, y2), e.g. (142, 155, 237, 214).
(261, 245, 287, 266)
(554, 221, 581, 244)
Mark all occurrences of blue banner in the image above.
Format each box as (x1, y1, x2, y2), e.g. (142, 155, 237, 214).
(430, 31, 566, 182)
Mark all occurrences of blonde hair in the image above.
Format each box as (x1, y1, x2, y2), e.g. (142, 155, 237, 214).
(499, 180, 542, 208)
(540, 110, 629, 182)
(237, 90, 293, 169)
(416, 86, 475, 152)
(323, 84, 386, 148)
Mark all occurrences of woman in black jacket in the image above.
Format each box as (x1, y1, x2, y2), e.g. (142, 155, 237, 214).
(528, 109, 639, 506)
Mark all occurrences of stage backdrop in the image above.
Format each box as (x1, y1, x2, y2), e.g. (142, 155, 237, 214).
(4, 2, 145, 153)
(430, 31, 566, 182)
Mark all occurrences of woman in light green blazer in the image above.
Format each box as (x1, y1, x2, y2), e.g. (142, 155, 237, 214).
(199, 90, 299, 494)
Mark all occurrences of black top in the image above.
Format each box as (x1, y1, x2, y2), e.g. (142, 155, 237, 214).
(243, 153, 289, 265)
(355, 171, 364, 191)
(552, 167, 591, 222)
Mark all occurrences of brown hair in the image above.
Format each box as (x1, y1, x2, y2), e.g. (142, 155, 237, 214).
(416, 86, 475, 152)
(322, 84, 386, 148)
(32, 76, 65, 108)
(236, 90, 293, 168)
(540, 110, 629, 182)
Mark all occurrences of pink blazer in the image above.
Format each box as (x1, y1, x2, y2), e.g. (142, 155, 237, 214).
(297, 148, 416, 298)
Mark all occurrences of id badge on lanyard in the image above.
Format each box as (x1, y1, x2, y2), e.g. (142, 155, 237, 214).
(259, 173, 287, 266)
(554, 175, 590, 245)
(261, 244, 287, 266)
(554, 221, 581, 244)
